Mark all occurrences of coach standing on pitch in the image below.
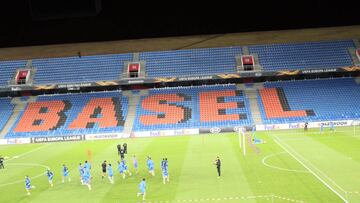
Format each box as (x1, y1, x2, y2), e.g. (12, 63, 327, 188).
(214, 156, 221, 177)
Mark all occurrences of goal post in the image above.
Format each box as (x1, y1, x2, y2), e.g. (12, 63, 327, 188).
(352, 120, 360, 137)
(238, 127, 246, 156)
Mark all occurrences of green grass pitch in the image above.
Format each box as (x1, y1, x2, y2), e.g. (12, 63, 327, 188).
(1, 127, 360, 203)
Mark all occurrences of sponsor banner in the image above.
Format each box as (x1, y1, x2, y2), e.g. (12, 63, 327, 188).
(57, 83, 92, 89)
(199, 126, 249, 134)
(301, 68, 337, 74)
(177, 75, 213, 81)
(256, 120, 353, 131)
(0, 139, 8, 145)
(5, 138, 31, 144)
(132, 129, 199, 138)
(308, 120, 353, 128)
(32, 135, 84, 143)
(1, 65, 360, 93)
(85, 133, 123, 140)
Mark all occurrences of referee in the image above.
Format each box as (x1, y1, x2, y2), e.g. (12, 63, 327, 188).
(214, 156, 221, 177)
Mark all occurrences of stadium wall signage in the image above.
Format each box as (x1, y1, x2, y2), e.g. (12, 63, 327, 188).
(85, 133, 123, 140)
(255, 120, 353, 131)
(32, 135, 84, 143)
(1, 65, 359, 94)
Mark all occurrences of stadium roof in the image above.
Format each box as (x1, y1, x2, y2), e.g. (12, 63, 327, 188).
(0, 1, 358, 48)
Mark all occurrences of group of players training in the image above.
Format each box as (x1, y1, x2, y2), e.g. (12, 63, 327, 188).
(24, 143, 170, 201)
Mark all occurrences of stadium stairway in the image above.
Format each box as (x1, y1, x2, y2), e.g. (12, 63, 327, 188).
(122, 90, 149, 134)
(239, 83, 263, 125)
(0, 97, 35, 138)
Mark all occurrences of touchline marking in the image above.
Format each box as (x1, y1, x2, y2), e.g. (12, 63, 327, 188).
(0, 163, 49, 187)
(272, 135, 349, 203)
(274, 134, 348, 194)
(137, 195, 305, 203)
(6, 144, 50, 161)
(262, 152, 310, 173)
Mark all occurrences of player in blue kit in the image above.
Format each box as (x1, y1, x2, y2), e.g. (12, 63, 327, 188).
(118, 159, 132, 179)
(320, 123, 324, 134)
(133, 155, 139, 174)
(161, 158, 169, 184)
(82, 168, 92, 190)
(84, 160, 91, 170)
(62, 164, 71, 183)
(329, 121, 335, 132)
(147, 157, 155, 176)
(78, 163, 84, 185)
(107, 163, 114, 184)
(46, 169, 54, 187)
(137, 178, 146, 200)
(25, 175, 35, 195)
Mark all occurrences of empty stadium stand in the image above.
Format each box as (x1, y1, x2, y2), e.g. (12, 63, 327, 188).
(140, 47, 242, 77)
(257, 77, 360, 124)
(0, 40, 357, 86)
(4, 91, 128, 138)
(249, 40, 355, 71)
(0, 60, 27, 87)
(133, 84, 253, 131)
(0, 98, 15, 135)
(32, 54, 133, 84)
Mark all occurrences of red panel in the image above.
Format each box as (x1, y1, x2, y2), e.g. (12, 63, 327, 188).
(68, 98, 120, 129)
(199, 90, 239, 122)
(17, 70, 29, 80)
(357, 49, 360, 58)
(140, 94, 186, 125)
(242, 55, 254, 65)
(128, 63, 140, 72)
(259, 88, 307, 118)
(14, 101, 67, 132)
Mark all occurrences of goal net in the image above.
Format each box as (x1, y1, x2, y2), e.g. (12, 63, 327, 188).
(352, 120, 360, 137)
(238, 127, 246, 156)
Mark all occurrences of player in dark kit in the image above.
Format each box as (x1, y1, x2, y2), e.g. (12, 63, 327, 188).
(101, 160, 107, 179)
(304, 121, 308, 131)
(214, 156, 221, 177)
(123, 143, 127, 154)
(0, 156, 4, 169)
(119, 148, 125, 159)
(117, 144, 121, 155)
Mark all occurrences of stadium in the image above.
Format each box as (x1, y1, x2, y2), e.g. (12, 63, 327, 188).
(0, 1, 360, 203)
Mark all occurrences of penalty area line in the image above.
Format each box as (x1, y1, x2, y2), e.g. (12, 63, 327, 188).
(271, 135, 349, 203)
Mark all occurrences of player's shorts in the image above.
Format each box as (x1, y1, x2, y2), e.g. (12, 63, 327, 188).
(134, 164, 138, 168)
(64, 172, 69, 177)
(149, 166, 154, 170)
(102, 169, 106, 173)
(108, 173, 113, 177)
(26, 185, 31, 190)
(83, 177, 90, 184)
(162, 170, 168, 177)
(140, 189, 145, 194)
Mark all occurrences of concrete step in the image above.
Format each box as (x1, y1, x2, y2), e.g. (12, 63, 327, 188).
(0, 98, 28, 138)
(243, 87, 263, 125)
